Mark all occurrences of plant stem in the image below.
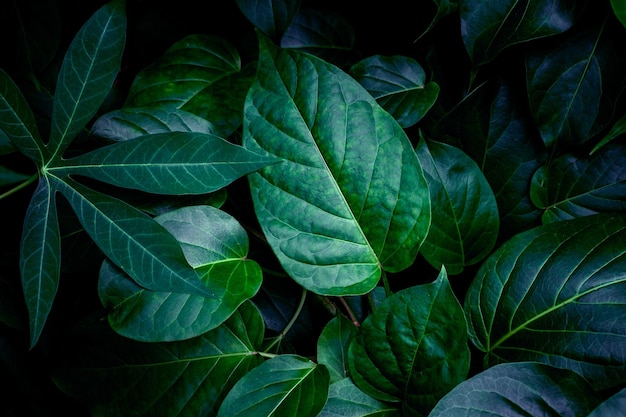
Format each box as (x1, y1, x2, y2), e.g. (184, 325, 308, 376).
(381, 270, 392, 297)
(264, 286, 307, 352)
(0, 173, 38, 201)
(338, 297, 360, 327)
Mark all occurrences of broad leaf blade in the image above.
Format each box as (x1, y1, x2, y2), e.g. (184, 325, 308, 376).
(588, 387, 626, 417)
(49, 0, 126, 158)
(317, 315, 359, 383)
(235, 0, 301, 41)
(464, 213, 626, 391)
(56, 132, 279, 195)
(20, 176, 60, 348)
(244, 34, 430, 296)
(216, 354, 330, 417)
(429, 362, 602, 417)
(319, 378, 401, 417)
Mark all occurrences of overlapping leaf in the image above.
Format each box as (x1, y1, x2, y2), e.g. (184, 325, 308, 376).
(244, 34, 430, 296)
(588, 387, 626, 417)
(317, 315, 359, 383)
(465, 213, 626, 390)
(319, 378, 401, 417)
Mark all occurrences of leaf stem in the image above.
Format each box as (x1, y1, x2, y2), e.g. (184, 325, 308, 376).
(381, 270, 392, 297)
(0, 173, 38, 201)
(264, 286, 307, 352)
(338, 297, 360, 327)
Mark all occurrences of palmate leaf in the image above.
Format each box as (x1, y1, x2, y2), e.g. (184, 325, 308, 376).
(244, 34, 430, 296)
(216, 354, 330, 417)
(53, 301, 265, 417)
(319, 378, 401, 417)
(48, 0, 126, 159)
(464, 213, 626, 391)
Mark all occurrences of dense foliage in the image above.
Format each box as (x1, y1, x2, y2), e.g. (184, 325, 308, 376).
(1, 0, 626, 415)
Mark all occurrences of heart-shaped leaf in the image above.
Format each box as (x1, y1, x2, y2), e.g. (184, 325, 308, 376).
(217, 354, 330, 417)
(429, 362, 602, 416)
(348, 268, 470, 415)
(244, 34, 431, 296)
(416, 138, 499, 274)
(465, 213, 626, 391)
(317, 315, 359, 383)
(319, 378, 401, 417)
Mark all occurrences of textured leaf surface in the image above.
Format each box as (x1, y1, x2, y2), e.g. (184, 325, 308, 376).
(429, 362, 602, 417)
(319, 378, 401, 417)
(217, 354, 330, 417)
(416, 139, 499, 274)
(244, 34, 430, 296)
(465, 214, 626, 390)
(317, 315, 359, 383)
(348, 269, 470, 415)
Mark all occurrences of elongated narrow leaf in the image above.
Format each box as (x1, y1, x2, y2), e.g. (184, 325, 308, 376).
(350, 55, 439, 128)
(465, 213, 626, 391)
(53, 301, 264, 417)
(19, 176, 60, 348)
(348, 268, 470, 415)
(244, 34, 430, 296)
(49, 0, 126, 157)
(319, 378, 401, 417)
(588, 387, 626, 417)
(0, 68, 45, 164)
(530, 144, 626, 223)
(416, 138, 499, 274)
(460, 0, 581, 65)
(50, 176, 211, 297)
(236, 0, 301, 40)
(429, 362, 602, 417)
(217, 354, 330, 417)
(317, 315, 359, 383)
(54, 132, 279, 195)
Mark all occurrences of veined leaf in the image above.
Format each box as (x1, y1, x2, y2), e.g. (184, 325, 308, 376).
(465, 213, 626, 390)
(19, 176, 60, 348)
(317, 315, 359, 383)
(216, 354, 330, 417)
(52, 301, 265, 417)
(244, 34, 431, 296)
(588, 387, 626, 417)
(416, 138, 499, 275)
(530, 144, 626, 224)
(235, 0, 301, 41)
(48, 0, 126, 159)
(348, 268, 470, 415)
(459, 0, 581, 65)
(319, 378, 401, 417)
(54, 132, 279, 195)
(350, 55, 439, 128)
(429, 362, 602, 416)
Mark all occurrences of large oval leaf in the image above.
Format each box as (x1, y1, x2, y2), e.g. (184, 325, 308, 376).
(464, 213, 626, 391)
(216, 354, 330, 417)
(348, 268, 470, 415)
(243, 34, 431, 296)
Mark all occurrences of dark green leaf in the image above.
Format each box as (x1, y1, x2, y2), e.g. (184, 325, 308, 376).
(530, 144, 626, 223)
(348, 268, 470, 415)
(235, 0, 301, 41)
(49, 0, 126, 157)
(612, 0, 626, 28)
(429, 362, 602, 417)
(55, 132, 279, 195)
(0, 164, 31, 187)
(416, 0, 458, 41)
(588, 387, 626, 417)
(244, 34, 431, 296)
(317, 315, 359, 383)
(416, 138, 499, 274)
(350, 55, 439, 128)
(216, 354, 330, 417)
(591, 112, 626, 155)
(465, 214, 626, 391)
(319, 378, 401, 417)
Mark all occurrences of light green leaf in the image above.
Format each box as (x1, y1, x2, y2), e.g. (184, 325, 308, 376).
(416, 138, 499, 275)
(429, 362, 602, 417)
(317, 315, 359, 383)
(244, 34, 431, 296)
(348, 268, 470, 415)
(464, 213, 626, 391)
(350, 55, 439, 128)
(19, 176, 60, 348)
(588, 387, 626, 417)
(54, 132, 279, 195)
(48, 0, 126, 158)
(319, 378, 401, 417)
(217, 354, 330, 417)
(236, 0, 301, 40)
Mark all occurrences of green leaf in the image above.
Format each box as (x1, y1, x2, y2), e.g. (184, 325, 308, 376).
(235, 0, 301, 41)
(588, 387, 626, 417)
(349, 55, 439, 128)
(317, 315, 359, 383)
(612, 0, 626, 28)
(459, 0, 581, 65)
(19, 176, 60, 348)
(429, 362, 602, 417)
(244, 34, 431, 296)
(53, 301, 265, 417)
(55, 132, 279, 195)
(464, 213, 626, 391)
(530, 144, 626, 224)
(216, 354, 330, 417)
(319, 378, 401, 417)
(49, 0, 126, 158)
(348, 268, 470, 415)
(590, 112, 626, 155)
(0, 164, 31, 187)
(416, 0, 458, 41)
(416, 138, 499, 275)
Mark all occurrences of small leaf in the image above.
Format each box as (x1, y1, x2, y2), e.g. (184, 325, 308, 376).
(319, 378, 401, 417)
(429, 362, 602, 416)
(348, 268, 470, 415)
(350, 55, 439, 128)
(317, 315, 359, 383)
(588, 387, 626, 417)
(235, 0, 301, 41)
(217, 354, 330, 417)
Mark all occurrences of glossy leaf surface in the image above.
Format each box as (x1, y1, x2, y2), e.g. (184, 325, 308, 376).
(319, 378, 401, 417)
(244, 34, 431, 296)
(465, 214, 626, 390)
